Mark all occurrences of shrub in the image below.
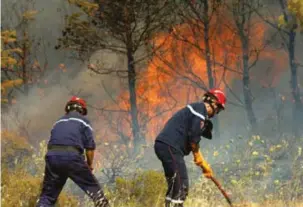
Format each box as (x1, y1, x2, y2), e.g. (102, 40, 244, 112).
(1, 132, 80, 207)
(1, 167, 80, 207)
(1, 130, 32, 168)
(107, 170, 167, 207)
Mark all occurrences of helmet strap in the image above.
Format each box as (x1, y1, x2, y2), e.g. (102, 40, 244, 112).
(202, 93, 222, 115)
(66, 103, 85, 115)
(203, 93, 217, 105)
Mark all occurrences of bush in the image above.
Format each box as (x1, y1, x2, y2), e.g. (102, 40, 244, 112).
(1, 130, 32, 168)
(107, 170, 167, 207)
(1, 167, 80, 207)
(198, 135, 303, 206)
(1, 132, 80, 207)
(1, 130, 303, 207)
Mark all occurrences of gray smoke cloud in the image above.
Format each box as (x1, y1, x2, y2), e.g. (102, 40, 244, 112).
(1, 0, 303, 170)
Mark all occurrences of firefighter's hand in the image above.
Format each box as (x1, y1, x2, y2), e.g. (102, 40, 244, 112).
(193, 150, 205, 167)
(202, 164, 213, 179)
(194, 155, 203, 167)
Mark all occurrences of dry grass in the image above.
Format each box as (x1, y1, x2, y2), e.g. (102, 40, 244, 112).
(232, 201, 303, 207)
(1, 132, 302, 207)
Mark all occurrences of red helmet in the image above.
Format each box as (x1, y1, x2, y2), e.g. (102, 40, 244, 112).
(65, 96, 87, 115)
(208, 88, 226, 109)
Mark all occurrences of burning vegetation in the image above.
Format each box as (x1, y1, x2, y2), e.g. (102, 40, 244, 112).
(1, 0, 303, 207)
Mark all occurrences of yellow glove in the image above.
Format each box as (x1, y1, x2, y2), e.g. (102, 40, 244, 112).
(201, 163, 213, 179)
(193, 151, 213, 179)
(193, 151, 204, 166)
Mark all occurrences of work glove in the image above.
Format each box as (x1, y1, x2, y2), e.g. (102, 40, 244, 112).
(201, 120, 213, 139)
(193, 151, 213, 179)
(201, 163, 213, 179)
(193, 151, 203, 167)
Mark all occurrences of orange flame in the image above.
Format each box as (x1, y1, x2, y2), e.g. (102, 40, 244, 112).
(96, 17, 287, 143)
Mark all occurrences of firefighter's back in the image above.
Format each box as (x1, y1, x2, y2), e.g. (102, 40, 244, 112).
(155, 102, 207, 155)
(47, 111, 94, 156)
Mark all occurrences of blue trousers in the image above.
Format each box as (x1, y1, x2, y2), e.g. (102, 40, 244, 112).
(36, 154, 109, 207)
(154, 141, 189, 207)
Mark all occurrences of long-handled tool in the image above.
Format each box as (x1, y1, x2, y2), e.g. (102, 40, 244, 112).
(210, 176, 233, 207)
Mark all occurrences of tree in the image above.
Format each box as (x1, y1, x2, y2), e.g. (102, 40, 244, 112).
(278, 0, 303, 137)
(149, 0, 264, 134)
(57, 0, 174, 154)
(1, 1, 48, 108)
(1, 30, 24, 105)
(170, 0, 224, 136)
(280, 0, 303, 30)
(255, 0, 303, 137)
(226, 0, 266, 133)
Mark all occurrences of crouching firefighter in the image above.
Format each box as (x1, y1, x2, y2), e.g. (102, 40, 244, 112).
(154, 89, 226, 207)
(36, 96, 110, 207)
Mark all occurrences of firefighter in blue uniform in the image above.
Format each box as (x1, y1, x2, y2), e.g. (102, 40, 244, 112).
(154, 89, 227, 207)
(36, 96, 110, 207)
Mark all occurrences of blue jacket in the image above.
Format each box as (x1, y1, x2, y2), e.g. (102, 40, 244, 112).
(47, 111, 96, 154)
(155, 102, 207, 156)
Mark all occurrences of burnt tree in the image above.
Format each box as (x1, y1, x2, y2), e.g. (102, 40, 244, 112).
(57, 0, 174, 154)
(228, 0, 263, 133)
(173, 0, 223, 137)
(278, 0, 303, 137)
(254, 0, 303, 137)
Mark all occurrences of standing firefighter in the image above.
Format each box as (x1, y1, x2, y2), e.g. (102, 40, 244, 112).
(36, 96, 110, 207)
(154, 89, 226, 207)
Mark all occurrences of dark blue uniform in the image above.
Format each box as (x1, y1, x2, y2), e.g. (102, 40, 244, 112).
(154, 102, 207, 206)
(36, 112, 109, 207)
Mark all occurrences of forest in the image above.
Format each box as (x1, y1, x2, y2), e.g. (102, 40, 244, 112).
(1, 0, 303, 206)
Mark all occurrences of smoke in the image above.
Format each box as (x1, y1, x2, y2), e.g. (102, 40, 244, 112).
(1, 2, 303, 203)
(2, 49, 125, 146)
(1, 0, 302, 160)
(3, 0, 302, 144)
(1, 0, 126, 145)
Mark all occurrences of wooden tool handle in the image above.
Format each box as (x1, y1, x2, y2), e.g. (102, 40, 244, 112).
(210, 176, 233, 207)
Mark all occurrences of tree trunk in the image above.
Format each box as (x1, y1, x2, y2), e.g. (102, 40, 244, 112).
(241, 38, 257, 132)
(22, 32, 29, 96)
(126, 46, 143, 154)
(203, 0, 220, 137)
(288, 29, 303, 137)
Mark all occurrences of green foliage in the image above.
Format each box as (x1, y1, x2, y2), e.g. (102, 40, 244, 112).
(57, 0, 174, 58)
(1, 130, 32, 167)
(205, 135, 303, 204)
(1, 131, 80, 206)
(1, 133, 303, 206)
(1, 7, 47, 107)
(1, 80, 24, 103)
(1, 167, 80, 207)
(1, 30, 23, 72)
(278, 0, 303, 31)
(1, 30, 20, 68)
(1, 167, 42, 207)
(185, 177, 224, 207)
(1, 30, 22, 69)
(107, 170, 166, 207)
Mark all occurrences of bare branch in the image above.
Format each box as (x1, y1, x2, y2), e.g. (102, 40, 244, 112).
(87, 64, 128, 76)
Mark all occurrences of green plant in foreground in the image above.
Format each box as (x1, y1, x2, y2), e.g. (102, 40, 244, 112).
(1, 133, 303, 207)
